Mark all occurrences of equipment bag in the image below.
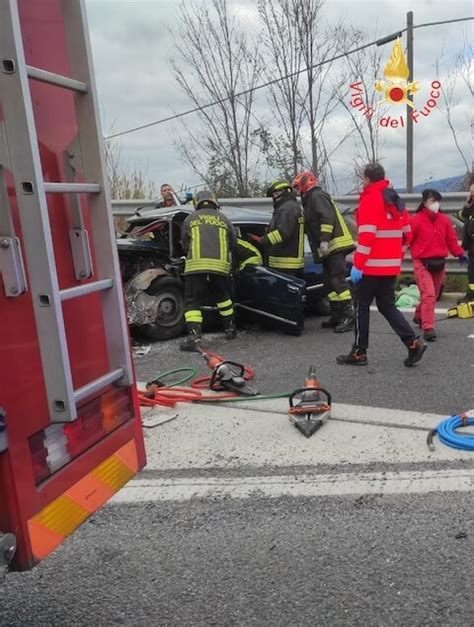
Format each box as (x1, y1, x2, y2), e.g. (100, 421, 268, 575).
(422, 257, 445, 272)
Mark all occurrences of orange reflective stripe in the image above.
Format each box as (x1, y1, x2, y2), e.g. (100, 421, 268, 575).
(27, 440, 138, 562)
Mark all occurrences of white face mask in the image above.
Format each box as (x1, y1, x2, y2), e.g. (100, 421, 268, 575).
(427, 201, 440, 213)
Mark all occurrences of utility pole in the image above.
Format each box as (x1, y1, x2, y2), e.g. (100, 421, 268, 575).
(406, 11, 414, 192)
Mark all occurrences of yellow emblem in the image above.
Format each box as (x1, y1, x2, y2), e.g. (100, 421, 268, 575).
(375, 38, 419, 107)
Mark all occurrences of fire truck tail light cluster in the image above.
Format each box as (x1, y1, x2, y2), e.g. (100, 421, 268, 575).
(29, 388, 133, 485)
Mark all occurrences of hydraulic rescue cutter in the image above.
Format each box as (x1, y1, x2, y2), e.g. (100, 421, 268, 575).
(199, 350, 258, 396)
(288, 366, 332, 438)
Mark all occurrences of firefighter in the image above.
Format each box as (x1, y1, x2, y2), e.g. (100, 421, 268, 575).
(249, 179, 304, 277)
(457, 179, 474, 303)
(180, 190, 237, 352)
(293, 171, 355, 333)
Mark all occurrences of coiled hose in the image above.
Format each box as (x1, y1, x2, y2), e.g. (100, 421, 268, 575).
(137, 364, 290, 408)
(427, 414, 474, 451)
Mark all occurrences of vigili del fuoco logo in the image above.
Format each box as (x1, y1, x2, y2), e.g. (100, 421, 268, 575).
(349, 38, 442, 128)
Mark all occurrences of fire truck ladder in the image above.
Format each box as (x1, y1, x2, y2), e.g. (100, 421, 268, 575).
(0, 0, 133, 422)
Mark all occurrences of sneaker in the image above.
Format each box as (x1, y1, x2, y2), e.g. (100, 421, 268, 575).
(336, 347, 368, 365)
(404, 338, 427, 367)
(423, 329, 437, 342)
(412, 317, 421, 327)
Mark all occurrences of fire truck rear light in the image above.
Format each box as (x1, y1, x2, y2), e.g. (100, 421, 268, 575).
(29, 388, 133, 485)
(29, 432, 50, 484)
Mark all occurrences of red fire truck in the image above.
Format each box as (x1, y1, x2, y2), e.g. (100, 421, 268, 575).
(0, 0, 146, 573)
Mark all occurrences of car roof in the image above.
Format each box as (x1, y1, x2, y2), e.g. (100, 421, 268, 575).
(127, 205, 271, 226)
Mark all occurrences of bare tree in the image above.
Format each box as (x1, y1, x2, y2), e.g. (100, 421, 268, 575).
(335, 29, 388, 189)
(257, 0, 305, 177)
(104, 133, 159, 200)
(169, 0, 262, 197)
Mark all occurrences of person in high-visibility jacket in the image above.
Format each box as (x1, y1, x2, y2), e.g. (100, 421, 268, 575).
(249, 180, 304, 277)
(234, 237, 263, 272)
(180, 190, 237, 352)
(337, 162, 427, 368)
(293, 170, 355, 333)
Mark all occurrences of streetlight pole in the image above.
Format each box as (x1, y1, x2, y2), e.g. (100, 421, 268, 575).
(406, 11, 414, 192)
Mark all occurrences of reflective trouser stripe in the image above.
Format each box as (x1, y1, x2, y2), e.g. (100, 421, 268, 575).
(338, 289, 352, 301)
(328, 289, 352, 302)
(356, 244, 371, 254)
(365, 258, 400, 267)
(469, 283, 474, 290)
(217, 299, 234, 317)
(185, 310, 203, 323)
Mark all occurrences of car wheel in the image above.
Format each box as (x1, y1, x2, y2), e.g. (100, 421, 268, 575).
(141, 276, 186, 340)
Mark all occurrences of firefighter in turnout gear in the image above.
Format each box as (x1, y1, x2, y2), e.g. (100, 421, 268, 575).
(293, 171, 355, 333)
(180, 190, 237, 352)
(457, 179, 474, 303)
(249, 180, 304, 277)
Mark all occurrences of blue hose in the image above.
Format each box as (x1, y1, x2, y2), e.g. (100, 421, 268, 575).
(427, 415, 474, 451)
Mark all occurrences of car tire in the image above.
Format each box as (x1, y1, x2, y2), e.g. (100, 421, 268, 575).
(141, 276, 186, 341)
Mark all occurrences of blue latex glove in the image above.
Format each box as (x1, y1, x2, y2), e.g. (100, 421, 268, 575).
(184, 191, 193, 202)
(350, 266, 363, 283)
(458, 254, 468, 265)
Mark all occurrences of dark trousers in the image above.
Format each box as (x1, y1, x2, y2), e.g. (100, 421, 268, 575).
(184, 273, 233, 326)
(323, 252, 352, 301)
(468, 252, 474, 288)
(354, 276, 416, 351)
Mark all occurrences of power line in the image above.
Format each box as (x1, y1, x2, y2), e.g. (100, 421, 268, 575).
(104, 16, 473, 140)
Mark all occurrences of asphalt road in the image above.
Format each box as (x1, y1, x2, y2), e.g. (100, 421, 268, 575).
(2, 493, 473, 626)
(134, 304, 474, 416)
(2, 302, 473, 627)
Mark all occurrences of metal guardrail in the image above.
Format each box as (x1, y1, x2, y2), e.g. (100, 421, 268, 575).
(112, 192, 468, 275)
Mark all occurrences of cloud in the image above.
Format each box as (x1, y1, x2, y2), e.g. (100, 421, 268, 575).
(85, 0, 472, 194)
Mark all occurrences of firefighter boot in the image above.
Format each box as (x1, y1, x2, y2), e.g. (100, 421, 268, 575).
(180, 324, 205, 353)
(334, 301, 355, 333)
(223, 317, 237, 340)
(321, 301, 340, 329)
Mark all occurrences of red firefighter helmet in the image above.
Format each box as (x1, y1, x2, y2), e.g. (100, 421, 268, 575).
(292, 171, 319, 196)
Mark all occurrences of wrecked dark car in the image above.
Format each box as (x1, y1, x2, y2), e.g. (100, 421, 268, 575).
(117, 205, 329, 341)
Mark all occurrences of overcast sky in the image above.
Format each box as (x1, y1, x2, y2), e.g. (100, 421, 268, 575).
(85, 0, 473, 194)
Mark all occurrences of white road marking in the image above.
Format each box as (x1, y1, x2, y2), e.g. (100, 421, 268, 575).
(468, 334, 474, 339)
(371, 305, 449, 313)
(112, 468, 474, 503)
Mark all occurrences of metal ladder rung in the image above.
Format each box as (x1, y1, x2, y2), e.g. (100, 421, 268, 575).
(44, 182, 101, 194)
(26, 65, 88, 93)
(74, 368, 125, 404)
(60, 278, 113, 302)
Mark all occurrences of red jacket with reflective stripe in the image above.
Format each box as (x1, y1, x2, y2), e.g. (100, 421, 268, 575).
(410, 207, 464, 260)
(354, 179, 412, 276)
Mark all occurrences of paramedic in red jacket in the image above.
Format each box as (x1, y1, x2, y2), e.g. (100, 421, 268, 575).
(337, 163, 427, 367)
(411, 189, 467, 341)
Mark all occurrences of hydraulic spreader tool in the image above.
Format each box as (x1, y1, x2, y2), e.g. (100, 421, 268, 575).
(288, 366, 332, 438)
(199, 349, 259, 396)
